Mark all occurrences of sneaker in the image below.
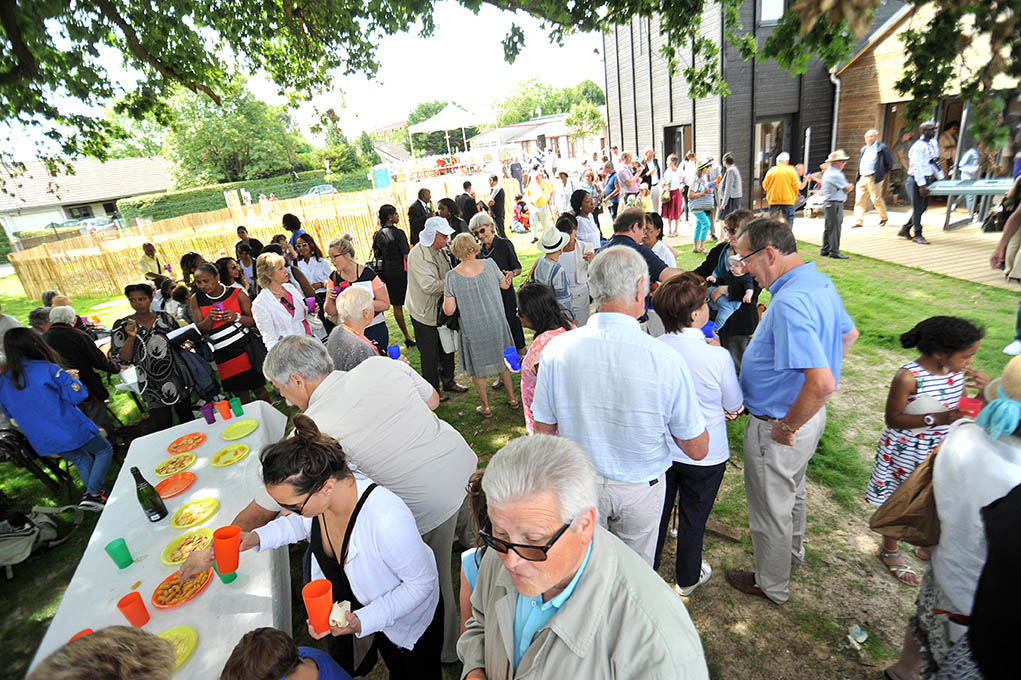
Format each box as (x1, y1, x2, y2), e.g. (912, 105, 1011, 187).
(78, 493, 106, 512)
(670, 528, 678, 538)
(1004, 340, 1021, 356)
(674, 561, 712, 597)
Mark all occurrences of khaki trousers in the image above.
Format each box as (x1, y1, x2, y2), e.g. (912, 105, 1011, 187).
(853, 174, 888, 222)
(596, 473, 667, 567)
(743, 407, 826, 604)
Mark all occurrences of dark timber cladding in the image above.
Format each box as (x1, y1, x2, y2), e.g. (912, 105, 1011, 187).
(601, 2, 839, 210)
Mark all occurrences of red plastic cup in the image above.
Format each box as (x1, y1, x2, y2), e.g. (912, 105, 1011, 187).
(958, 396, 983, 418)
(302, 579, 333, 634)
(213, 525, 241, 575)
(69, 628, 93, 642)
(117, 592, 150, 627)
(215, 400, 232, 420)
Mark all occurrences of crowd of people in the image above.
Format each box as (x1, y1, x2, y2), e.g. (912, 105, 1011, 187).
(18, 145, 1021, 680)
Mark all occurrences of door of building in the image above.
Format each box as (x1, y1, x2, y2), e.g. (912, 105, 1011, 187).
(663, 124, 693, 162)
(753, 118, 791, 212)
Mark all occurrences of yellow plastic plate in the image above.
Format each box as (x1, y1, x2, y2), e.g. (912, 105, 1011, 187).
(161, 528, 213, 566)
(211, 443, 251, 468)
(221, 419, 258, 441)
(157, 624, 198, 670)
(154, 452, 196, 477)
(170, 497, 219, 529)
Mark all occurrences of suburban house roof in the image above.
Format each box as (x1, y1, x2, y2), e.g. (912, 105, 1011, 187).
(373, 140, 411, 162)
(836, 4, 915, 76)
(0, 157, 172, 213)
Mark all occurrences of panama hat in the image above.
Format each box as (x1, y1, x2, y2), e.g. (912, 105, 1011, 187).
(536, 227, 569, 253)
(825, 149, 850, 162)
(985, 355, 1021, 402)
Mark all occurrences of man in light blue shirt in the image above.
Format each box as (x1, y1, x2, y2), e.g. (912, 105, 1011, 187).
(726, 218, 858, 605)
(899, 121, 944, 244)
(532, 246, 708, 565)
(820, 150, 854, 260)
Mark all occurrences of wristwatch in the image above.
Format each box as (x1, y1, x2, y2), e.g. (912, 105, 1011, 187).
(923, 414, 936, 426)
(779, 421, 797, 434)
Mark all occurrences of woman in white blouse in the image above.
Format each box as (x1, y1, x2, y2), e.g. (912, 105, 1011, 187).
(650, 271, 743, 598)
(553, 214, 595, 326)
(251, 252, 324, 349)
(243, 414, 442, 678)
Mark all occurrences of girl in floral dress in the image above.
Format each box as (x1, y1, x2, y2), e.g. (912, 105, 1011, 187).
(867, 316, 987, 586)
(516, 282, 574, 434)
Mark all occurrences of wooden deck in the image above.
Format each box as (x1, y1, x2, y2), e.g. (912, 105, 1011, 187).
(662, 205, 1019, 291)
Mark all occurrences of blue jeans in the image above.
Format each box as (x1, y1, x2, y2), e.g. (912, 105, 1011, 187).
(59, 434, 113, 495)
(770, 204, 795, 227)
(694, 211, 712, 241)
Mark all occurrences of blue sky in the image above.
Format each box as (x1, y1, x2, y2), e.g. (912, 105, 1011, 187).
(7, 2, 604, 157)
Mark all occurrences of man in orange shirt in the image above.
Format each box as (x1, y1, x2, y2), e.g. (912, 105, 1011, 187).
(762, 152, 800, 227)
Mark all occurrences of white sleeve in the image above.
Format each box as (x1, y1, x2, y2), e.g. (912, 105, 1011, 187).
(393, 359, 436, 403)
(253, 512, 313, 551)
(251, 293, 281, 350)
(354, 504, 438, 638)
(717, 351, 744, 413)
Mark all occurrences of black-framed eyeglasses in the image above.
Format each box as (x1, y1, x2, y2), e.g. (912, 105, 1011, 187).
(729, 246, 766, 265)
(278, 489, 315, 515)
(479, 522, 572, 562)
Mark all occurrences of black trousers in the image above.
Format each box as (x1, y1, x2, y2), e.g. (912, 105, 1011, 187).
(411, 318, 455, 391)
(904, 177, 929, 237)
(653, 460, 727, 587)
(493, 212, 507, 239)
(502, 291, 526, 351)
(328, 598, 444, 679)
(150, 400, 194, 432)
(821, 200, 845, 256)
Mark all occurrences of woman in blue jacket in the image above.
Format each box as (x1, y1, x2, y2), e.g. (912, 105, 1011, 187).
(0, 328, 113, 511)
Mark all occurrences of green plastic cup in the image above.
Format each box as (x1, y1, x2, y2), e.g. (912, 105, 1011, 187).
(104, 538, 133, 569)
(228, 397, 243, 417)
(214, 564, 238, 584)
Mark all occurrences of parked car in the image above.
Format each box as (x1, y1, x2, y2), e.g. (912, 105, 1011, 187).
(303, 184, 337, 197)
(77, 217, 117, 235)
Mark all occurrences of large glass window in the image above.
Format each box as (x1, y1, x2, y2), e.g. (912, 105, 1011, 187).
(760, 0, 784, 25)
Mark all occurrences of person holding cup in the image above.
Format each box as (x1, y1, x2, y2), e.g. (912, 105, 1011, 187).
(323, 234, 390, 351)
(326, 287, 390, 371)
(242, 414, 442, 678)
(252, 252, 325, 350)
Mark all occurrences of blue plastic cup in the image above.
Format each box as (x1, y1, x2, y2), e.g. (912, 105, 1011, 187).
(387, 345, 401, 359)
(701, 320, 716, 339)
(503, 347, 522, 373)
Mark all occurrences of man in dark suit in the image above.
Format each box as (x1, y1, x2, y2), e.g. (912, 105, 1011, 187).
(486, 175, 507, 238)
(852, 128, 894, 227)
(408, 187, 433, 245)
(456, 181, 478, 224)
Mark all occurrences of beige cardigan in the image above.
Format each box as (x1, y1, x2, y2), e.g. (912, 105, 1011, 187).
(458, 526, 709, 680)
(406, 243, 452, 326)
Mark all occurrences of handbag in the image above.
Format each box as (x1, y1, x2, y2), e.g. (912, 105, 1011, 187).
(868, 445, 941, 546)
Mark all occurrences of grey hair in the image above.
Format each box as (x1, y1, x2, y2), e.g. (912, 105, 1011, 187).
(865, 128, 879, 137)
(776, 152, 790, 164)
(737, 217, 798, 255)
(335, 285, 373, 324)
(588, 246, 649, 309)
(28, 306, 51, 329)
(49, 305, 77, 325)
(482, 435, 598, 524)
(468, 212, 493, 231)
(263, 334, 334, 385)
(41, 290, 60, 307)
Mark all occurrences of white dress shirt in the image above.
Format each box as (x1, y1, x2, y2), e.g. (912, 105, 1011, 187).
(651, 240, 677, 268)
(908, 137, 944, 186)
(296, 256, 333, 287)
(658, 328, 743, 465)
(531, 312, 707, 482)
(575, 214, 601, 249)
(859, 142, 879, 175)
(251, 282, 324, 348)
(254, 475, 440, 650)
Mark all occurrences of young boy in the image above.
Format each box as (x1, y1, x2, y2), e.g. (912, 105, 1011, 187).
(706, 258, 755, 330)
(221, 627, 351, 680)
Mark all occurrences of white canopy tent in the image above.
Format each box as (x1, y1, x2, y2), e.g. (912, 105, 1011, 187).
(407, 103, 485, 156)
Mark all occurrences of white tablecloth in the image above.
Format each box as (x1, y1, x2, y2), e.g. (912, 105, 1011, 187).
(30, 400, 291, 678)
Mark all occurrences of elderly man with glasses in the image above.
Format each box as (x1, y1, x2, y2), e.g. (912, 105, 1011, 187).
(726, 218, 858, 605)
(459, 435, 709, 679)
(471, 212, 525, 357)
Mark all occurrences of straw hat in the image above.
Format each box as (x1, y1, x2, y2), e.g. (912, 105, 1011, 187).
(697, 157, 714, 171)
(985, 355, 1021, 402)
(825, 149, 850, 163)
(536, 228, 569, 253)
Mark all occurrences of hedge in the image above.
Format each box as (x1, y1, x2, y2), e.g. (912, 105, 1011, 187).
(117, 169, 372, 222)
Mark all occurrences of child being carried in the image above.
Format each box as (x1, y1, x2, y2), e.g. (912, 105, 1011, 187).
(706, 258, 754, 330)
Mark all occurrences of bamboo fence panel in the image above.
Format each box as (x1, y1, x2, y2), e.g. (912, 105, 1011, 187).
(10, 185, 412, 299)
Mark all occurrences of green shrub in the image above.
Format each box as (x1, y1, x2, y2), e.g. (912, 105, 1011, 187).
(117, 169, 372, 222)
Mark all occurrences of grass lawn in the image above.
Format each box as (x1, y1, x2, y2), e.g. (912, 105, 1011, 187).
(1, 231, 1016, 679)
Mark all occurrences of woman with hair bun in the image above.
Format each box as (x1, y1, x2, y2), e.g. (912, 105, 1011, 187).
(866, 316, 988, 586)
(243, 414, 442, 678)
(323, 234, 390, 351)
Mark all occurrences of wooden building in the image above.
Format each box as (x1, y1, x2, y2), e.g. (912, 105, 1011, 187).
(602, 0, 906, 211)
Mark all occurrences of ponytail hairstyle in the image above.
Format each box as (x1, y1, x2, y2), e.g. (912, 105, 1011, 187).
(3, 327, 66, 390)
(899, 316, 984, 357)
(179, 252, 202, 284)
(378, 204, 398, 227)
(259, 414, 352, 495)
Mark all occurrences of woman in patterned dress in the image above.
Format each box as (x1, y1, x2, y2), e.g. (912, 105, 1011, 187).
(516, 281, 574, 434)
(111, 284, 193, 430)
(866, 316, 987, 586)
(190, 263, 271, 404)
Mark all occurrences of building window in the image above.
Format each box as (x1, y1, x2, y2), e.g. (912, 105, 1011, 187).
(67, 205, 93, 219)
(759, 0, 784, 25)
(102, 202, 116, 215)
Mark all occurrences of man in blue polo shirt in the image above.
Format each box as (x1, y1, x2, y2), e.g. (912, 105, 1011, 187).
(726, 218, 858, 604)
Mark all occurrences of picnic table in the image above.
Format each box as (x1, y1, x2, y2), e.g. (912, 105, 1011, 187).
(29, 400, 291, 678)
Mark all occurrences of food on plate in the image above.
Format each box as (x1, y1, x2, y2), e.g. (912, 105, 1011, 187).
(170, 497, 219, 529)
(157, 625, 199, 669)
(154, 452, 196, 477)
(167, 432, 206, 455)
(162, 529, 213, 565)
(211, 443, 251, 467)
(153, 569, 210, 607)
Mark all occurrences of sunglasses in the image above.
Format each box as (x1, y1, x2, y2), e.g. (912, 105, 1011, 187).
(278, 489, 315, 515)
(296, 242, 310, 249)
(279, 296, 295, 313)
(479, 521, 572, 562)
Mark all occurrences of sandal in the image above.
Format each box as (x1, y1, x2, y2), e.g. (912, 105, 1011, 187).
(878, 549, 920, 586)
(915, 546, 932, 561)
(508, 399, 519, 408)
(476, 405, 493, 418)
